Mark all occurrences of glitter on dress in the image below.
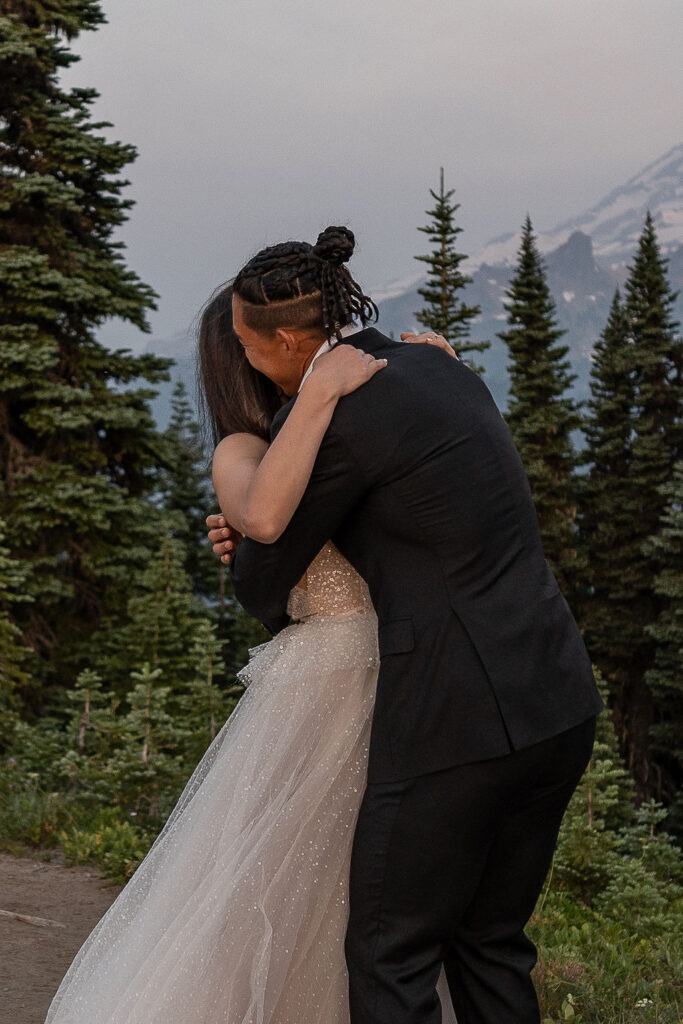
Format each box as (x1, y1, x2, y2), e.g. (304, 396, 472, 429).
(44, 542, 458, 1024)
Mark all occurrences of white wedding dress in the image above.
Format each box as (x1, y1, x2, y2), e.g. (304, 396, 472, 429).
(45, 541, 458, 1023)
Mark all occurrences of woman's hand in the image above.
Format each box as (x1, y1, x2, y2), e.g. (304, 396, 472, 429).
(305, 344, 387, 400)
(206, 512, 242, 564)
(400, 331, 459, 358)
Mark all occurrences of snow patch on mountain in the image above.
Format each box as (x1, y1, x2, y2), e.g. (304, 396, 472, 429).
(370, 271, 425, 303)
(467, 141, 683, 271)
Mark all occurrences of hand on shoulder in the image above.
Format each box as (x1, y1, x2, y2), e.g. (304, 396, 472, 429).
(304, 344, 387, 401)
(400, 331, 459, 358)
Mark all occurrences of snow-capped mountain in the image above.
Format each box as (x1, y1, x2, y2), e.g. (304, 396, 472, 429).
(377, 230, 622, 408)
(376, 142, 683, 408)
(468, 142, 683, 272)
(145, 142, 683, 423)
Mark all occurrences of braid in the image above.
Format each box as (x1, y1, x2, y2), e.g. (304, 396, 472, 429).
(233, 226, 378, 339)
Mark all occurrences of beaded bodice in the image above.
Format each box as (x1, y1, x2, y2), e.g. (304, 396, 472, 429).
(286, 542, 373, 621)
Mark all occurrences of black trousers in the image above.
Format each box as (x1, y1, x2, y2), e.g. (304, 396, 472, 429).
(344, 714, 597, 1024)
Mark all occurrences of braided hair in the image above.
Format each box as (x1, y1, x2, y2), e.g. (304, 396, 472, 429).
(232, 225, 379, 342)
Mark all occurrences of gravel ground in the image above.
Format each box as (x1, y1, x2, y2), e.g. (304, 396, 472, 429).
(0, 849, 122, 1024)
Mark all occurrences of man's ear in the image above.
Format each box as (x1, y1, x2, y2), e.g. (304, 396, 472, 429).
(273, 326, 298, 356)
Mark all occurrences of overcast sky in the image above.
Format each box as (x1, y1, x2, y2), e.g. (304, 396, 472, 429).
(61, 0, 683, 353)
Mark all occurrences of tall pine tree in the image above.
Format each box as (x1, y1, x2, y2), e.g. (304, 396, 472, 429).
(414, 168, 489, 370)
(643, 462, 683, 838)
(579, 213, 682, 805)
(578, 288, 635, 669)
(0, 1, 175, 704)
(158, 380, 268, 687)
(607, 213, 681, 799)
(0, 516, 34, 747)
(497, 215, 581, 597)
(159, 381, 220, 599)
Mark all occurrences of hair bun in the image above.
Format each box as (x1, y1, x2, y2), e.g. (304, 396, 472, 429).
(312, 225, 355, 267)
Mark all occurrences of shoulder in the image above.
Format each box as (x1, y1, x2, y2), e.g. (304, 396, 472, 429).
(212, 432, 268, 469)
(329, 340, 491, 445)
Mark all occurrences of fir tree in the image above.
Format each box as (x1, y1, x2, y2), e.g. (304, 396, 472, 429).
(578, 289, 635, 669)
(63, 668, 110, 757)
(52, 667, 118, 803)
(176, 619, 237, 766)
(0, 516, 34, 747)
(593, 795, 683, 941)
(553, 671, 635, 901)
(102, 662, 188, 823)
(159, 381, 220, 601)
(497, 216, 581, 596)
(0, 2, 174, 704)
(414, 168, 489, 370)
(158, 379, 266, 684)
(602, 212, 682, 800)
(643, 462, 683, 838)
(88, 531, 211, 702)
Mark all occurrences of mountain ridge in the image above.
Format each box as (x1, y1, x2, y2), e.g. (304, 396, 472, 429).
(144, 142, 683, 423)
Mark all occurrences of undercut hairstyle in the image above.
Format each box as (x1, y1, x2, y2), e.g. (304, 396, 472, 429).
(195, 283, 283, 456)
(232, 225, 379, 342)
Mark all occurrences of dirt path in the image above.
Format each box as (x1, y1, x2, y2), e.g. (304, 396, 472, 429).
(0, 848, 123, 1024)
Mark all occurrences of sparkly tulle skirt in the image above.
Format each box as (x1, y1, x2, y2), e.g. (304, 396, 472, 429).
(44, 608, 457, 1023)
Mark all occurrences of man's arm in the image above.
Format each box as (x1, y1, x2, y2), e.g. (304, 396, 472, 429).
(230, 418, 367, 634)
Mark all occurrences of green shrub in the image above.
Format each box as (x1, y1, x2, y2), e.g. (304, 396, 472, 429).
(57, 806, 154, 884)
(531, 891, 681, 1023)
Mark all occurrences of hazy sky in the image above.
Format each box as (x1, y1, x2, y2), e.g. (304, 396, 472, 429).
(60, 0, 683, 352)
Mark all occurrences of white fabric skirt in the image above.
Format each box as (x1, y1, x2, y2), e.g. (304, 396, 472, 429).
(45, 609, 457, 1023)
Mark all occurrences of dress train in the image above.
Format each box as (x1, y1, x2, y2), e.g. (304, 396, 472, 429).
(45, 543, 457, 1023)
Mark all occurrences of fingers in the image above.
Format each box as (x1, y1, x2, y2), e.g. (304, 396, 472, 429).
(211, 536, 233, 553)
(206, 513, 226, 529)
(355, 348, 387, 374)
(404, 331, 442, 344)
(208, 525, 233, 543)
(358, 349, 388, 373)
(401, 331, 459, 359)
(428, 338, 458, 358)
(207, 512, 235, 563)
(216, 540, 234, 565)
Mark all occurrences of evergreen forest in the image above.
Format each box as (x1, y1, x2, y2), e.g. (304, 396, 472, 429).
(1, 7, 681, 1022)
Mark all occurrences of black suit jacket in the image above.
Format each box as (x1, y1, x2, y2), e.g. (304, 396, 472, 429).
(231, 327, 605, 783)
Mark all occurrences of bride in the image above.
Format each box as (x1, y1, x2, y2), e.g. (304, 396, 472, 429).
(44, 283, 459, 1023)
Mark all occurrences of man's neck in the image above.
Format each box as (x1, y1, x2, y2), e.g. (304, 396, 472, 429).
(297, 321, 364, 393)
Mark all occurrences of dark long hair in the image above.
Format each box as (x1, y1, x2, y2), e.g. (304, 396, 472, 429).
(233, 225, 378, 342)
(195, 283, 283, 459)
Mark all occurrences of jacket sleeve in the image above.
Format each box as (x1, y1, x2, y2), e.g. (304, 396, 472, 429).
(230, 416, 368, 634)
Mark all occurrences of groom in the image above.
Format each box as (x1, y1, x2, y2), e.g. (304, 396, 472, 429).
(208, 226, 604, 1023)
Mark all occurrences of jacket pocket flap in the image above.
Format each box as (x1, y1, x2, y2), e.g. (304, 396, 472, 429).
(378, 617, 415, 657)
